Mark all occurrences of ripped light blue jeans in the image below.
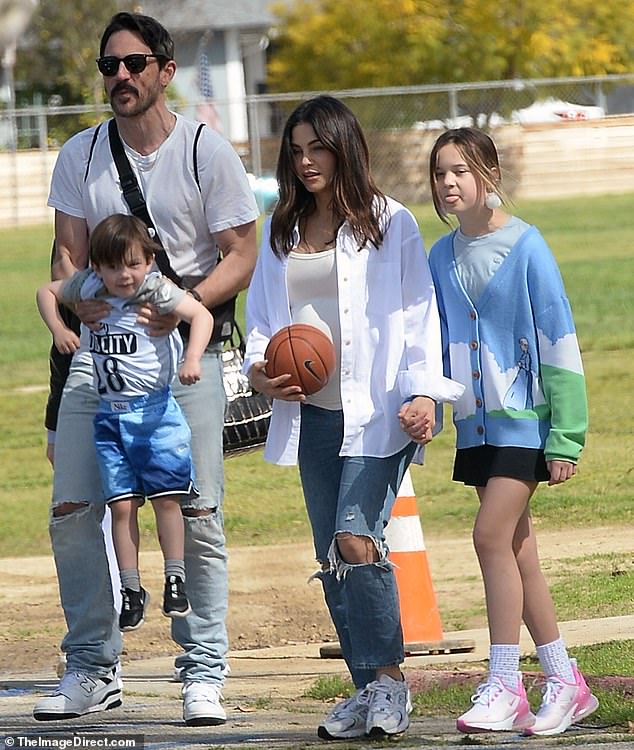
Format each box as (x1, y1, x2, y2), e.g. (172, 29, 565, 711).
(50, 349, 227, 684)
(298, 404, 415, 688)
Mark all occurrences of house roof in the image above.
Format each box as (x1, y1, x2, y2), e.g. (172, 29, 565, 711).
(136, 0, 278, 32)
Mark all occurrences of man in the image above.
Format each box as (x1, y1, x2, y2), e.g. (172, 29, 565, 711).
(33, 12, 259, 726)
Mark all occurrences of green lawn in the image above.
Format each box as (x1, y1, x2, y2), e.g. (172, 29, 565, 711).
(1, 194, 632, 728)
(1, 192, 632, 558)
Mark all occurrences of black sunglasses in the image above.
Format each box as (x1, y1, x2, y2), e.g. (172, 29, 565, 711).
(96, 53, 166, 77)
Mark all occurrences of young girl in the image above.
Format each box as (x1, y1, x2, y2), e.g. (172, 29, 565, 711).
(243, 96, 462, 741)
(37, 214, 213, 632)
(423, 128, 598, 736)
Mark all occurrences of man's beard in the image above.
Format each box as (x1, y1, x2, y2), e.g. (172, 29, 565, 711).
(109, 80, 161, 118)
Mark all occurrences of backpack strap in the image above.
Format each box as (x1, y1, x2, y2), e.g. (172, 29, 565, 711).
(107, 118, 182, 287)
(83, 122, 103, 182)
(192, 122, 205, 191)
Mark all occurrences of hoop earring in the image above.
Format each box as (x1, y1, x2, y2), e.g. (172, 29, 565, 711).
(485, 192, 502, 209)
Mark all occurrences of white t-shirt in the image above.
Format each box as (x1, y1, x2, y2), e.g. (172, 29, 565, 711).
(48, 114, 259, 278)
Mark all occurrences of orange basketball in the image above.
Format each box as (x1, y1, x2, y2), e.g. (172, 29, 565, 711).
(265, 324, 336, 395)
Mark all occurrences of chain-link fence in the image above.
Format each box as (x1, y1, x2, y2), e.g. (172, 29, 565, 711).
(3, 73, 634, 227)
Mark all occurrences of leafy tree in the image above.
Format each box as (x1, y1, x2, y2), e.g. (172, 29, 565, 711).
(14, 0, 125, 108)
(267, 0, 448, 92)
(442, 0, 634, 81)
(267, 0, 634, 92)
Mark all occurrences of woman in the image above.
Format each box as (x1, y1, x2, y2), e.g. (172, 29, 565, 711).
(243, 96, 462, 741)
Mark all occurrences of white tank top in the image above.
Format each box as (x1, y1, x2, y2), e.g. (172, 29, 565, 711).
(287, 249, 342, 409)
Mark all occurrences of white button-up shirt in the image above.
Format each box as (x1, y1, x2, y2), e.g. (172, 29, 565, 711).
(243, 196, 464, 465)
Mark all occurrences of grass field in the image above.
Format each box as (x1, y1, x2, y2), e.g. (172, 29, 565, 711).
(1, 193, 632, 726)
(1, 192, 632, 558)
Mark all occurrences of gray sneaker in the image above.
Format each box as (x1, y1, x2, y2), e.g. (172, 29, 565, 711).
(33, 665, 122, 721)
(317, 686, 373, 740)
(366, 673, 412, 738)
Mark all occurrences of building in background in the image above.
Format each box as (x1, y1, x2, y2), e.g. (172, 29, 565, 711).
(137, 0, 276, 143)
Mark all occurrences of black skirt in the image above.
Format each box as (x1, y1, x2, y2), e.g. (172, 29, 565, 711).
(453, 445, 550, 487)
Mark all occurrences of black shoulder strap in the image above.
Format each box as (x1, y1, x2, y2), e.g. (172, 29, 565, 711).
(193, 122, 205, 191)
(107, 118, 182, 287)
(83, 123, 103, 182)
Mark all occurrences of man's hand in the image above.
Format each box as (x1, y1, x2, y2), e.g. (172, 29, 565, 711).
(249, 361, 305, 402)
(398, 396, 436, 444)
(75, 298, 111, 331)
(136, 303, 180, 336)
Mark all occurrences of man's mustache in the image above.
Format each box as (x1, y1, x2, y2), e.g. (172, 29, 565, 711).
(111, 83, 138, 98)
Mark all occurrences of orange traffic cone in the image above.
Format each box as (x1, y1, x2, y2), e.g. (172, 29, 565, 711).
(319, 468, 474, 659)
(385, 468, 475, 656)
(385, 469, 443, 643)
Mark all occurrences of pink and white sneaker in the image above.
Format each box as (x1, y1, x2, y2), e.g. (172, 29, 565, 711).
(456, 673, 535, 733)
(524, 660, 599, 736)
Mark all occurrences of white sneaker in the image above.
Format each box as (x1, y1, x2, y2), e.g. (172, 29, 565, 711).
(33, 666, 122, 721)
(456, 673, 535, 733)
(317, 687, 373, 740)
(524, 661, 599, 736)
(182, 681, 227, 726)
(366, 674, 412, 738)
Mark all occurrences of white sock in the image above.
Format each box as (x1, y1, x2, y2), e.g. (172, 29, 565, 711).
(536, 637, 575, 682)
(489, 644, 521, 685)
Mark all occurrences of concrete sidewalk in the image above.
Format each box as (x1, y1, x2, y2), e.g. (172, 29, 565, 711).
(2, 615, 633, 750)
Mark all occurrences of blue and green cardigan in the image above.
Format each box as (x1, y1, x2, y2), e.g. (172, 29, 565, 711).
(428, 224, 587, 463)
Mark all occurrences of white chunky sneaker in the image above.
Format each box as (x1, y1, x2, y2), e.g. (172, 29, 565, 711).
(33, 665, 122, 721)
(524, 660, 599, 736)
(456, 672, 535, 733)
(182, 681, 227, 726)
(317, 686, 373, 740)
(365, 673, 412, 738)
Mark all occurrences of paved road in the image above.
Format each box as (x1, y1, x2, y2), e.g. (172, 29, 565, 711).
(2, 615, 633, 750)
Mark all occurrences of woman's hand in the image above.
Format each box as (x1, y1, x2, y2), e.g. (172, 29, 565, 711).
(249, 361, 305, 402)
(74, 298, 111, 331)
(136, 303, 180, 336)
(398, 396, 436, 444)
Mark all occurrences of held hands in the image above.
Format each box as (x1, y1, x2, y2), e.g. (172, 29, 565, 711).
(547, 459, 577, 486)
(248, 361, 306, 402)
(398, 396, 436, 444)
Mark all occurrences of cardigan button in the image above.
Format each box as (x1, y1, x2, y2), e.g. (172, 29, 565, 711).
(472, 370, 481, 380)
(476, 425, 484, 435)
(470, 340, 478, 350)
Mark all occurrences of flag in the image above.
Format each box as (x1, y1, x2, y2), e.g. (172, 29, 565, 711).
(196, 52, 223, 133)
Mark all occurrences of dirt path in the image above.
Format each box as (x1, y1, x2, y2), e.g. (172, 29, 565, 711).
(0, 525, 631, 676)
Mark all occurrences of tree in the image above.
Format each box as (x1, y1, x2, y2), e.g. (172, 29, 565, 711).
(267, 0, 448, 92)
(14, 0, 123, 108)
(267, 0, 634, 92)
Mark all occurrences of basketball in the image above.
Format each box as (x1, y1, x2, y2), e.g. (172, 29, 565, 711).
(264, 324, 336, 395)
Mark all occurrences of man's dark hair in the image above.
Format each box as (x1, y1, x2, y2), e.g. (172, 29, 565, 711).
(100, 12, 174, 64)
